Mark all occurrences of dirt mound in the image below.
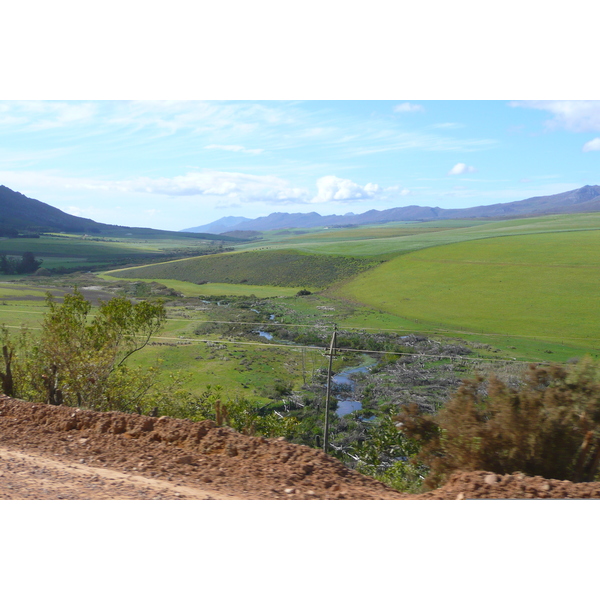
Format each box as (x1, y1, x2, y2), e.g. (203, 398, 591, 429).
(0, 396, 404, 499)
(417, 470, 600, 499)
(2, 395, 599, 499)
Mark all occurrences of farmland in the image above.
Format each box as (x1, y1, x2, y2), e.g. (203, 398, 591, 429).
(4, 210, 600, 394)
(105, 249, 381, 290)
(0, 231, 238, 273)
(4, 210, 600, 493)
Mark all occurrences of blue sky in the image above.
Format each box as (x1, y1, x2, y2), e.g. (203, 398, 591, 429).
(1, 100, 599, 231)
(2, 2, 598, 233)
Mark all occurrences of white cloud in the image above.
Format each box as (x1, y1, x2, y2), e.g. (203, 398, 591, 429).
(448, 163, 477, 175)
(583, 137, 600, 152)
(311, 175, 382, 203)
(510, 101, 600, 133)
(204, 144, 263, 155)
(126, 171, 308, 203)
(394, 102, 424, 113)
(0, 169, 309, 205)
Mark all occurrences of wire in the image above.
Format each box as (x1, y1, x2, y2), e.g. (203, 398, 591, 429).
(151, 334, 546, 364)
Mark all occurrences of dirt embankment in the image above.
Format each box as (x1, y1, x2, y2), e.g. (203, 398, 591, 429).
(1, 395, 599, 500)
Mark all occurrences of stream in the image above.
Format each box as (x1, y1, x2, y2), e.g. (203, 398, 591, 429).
(333, 360, 375, 417)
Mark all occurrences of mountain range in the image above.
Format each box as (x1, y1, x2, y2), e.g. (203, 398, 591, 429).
(182, 185, 600, 234)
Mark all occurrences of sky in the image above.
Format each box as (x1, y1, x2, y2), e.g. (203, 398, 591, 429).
(1, 99, 599, 231)
(1, 2, 598, 234)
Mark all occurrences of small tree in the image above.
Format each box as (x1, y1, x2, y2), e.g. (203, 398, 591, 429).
(28, 290, 166, 409)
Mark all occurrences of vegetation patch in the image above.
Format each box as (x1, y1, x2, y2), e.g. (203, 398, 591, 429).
(106, 249, 381, 289)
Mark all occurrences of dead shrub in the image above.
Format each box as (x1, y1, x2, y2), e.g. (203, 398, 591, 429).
(398, 358, 600, 489)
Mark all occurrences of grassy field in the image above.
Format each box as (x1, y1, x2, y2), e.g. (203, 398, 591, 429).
(0, 232, 239, 271)
(104, 249, 380, 289)
(238, 213, 600, 258)
(333, 228, 600, 359)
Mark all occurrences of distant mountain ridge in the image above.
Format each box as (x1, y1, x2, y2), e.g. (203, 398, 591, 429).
(182, 215, 251, 234)
(187, 185, 600, 233)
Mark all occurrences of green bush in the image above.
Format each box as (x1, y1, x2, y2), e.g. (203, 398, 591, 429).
(1, 289, 166, 411)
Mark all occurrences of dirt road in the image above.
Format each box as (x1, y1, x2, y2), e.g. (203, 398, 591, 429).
(2, 395, 599, 500)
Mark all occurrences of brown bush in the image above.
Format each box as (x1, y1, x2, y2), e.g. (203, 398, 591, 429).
(398, 358, 600, 489)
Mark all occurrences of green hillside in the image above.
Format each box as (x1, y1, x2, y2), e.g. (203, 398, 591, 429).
(106, 249, 381, 289)
(334, 229, 600, 351)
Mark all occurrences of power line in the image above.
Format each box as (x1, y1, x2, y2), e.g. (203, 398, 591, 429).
(150, 335, 547, 364)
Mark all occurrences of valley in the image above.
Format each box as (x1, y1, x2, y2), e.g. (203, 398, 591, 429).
(4, 185, 600, 495)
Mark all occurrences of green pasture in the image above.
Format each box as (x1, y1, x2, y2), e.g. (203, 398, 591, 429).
(334, 228, 600, 359)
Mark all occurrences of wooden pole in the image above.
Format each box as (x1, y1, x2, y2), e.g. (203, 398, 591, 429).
(323, 325, 337, 454)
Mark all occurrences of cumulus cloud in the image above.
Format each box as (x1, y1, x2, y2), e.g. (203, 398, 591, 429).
(394, 102, 424, 113)
(510, 101, 600, 132)
(448, 163, 477, 175)
(204, 144, 263, 155)
(583, 137, 600, 152)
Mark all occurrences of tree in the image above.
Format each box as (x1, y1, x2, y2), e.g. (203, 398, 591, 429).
(24, 290, 166, 410)
(17, 252, 42, 274)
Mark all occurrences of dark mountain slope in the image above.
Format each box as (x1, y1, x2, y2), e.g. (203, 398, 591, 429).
(0, 185, 100, 233)
(0, 185, 234, 241)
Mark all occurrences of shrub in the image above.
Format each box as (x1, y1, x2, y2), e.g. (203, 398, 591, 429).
(398, 358, 600, 488)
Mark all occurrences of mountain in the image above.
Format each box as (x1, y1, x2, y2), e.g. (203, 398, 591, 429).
(0, 185, 234, 241)
(181, 216, 252, 234)
(187, 185, 600, 233)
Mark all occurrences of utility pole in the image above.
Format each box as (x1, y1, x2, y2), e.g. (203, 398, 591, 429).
(323, 324, 337, 454)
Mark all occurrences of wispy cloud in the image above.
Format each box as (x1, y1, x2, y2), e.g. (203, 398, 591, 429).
(510, 101, 600, 133)
(204, 144, 263, 155)
(0, 101, 98, 130)
(394, 102, 424, 113)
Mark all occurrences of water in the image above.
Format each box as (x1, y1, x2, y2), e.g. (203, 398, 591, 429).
(333, 364, 371, 417)
(256, 330, 273, 340)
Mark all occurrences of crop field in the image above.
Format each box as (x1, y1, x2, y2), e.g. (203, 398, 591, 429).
(239, 213, 600, 258)
(334, 228, 600, 358)
(105, 249, 380, 290)
(0, 232, 237, 271)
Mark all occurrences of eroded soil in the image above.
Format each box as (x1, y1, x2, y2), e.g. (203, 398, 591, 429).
(1, 395, 599, 500)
